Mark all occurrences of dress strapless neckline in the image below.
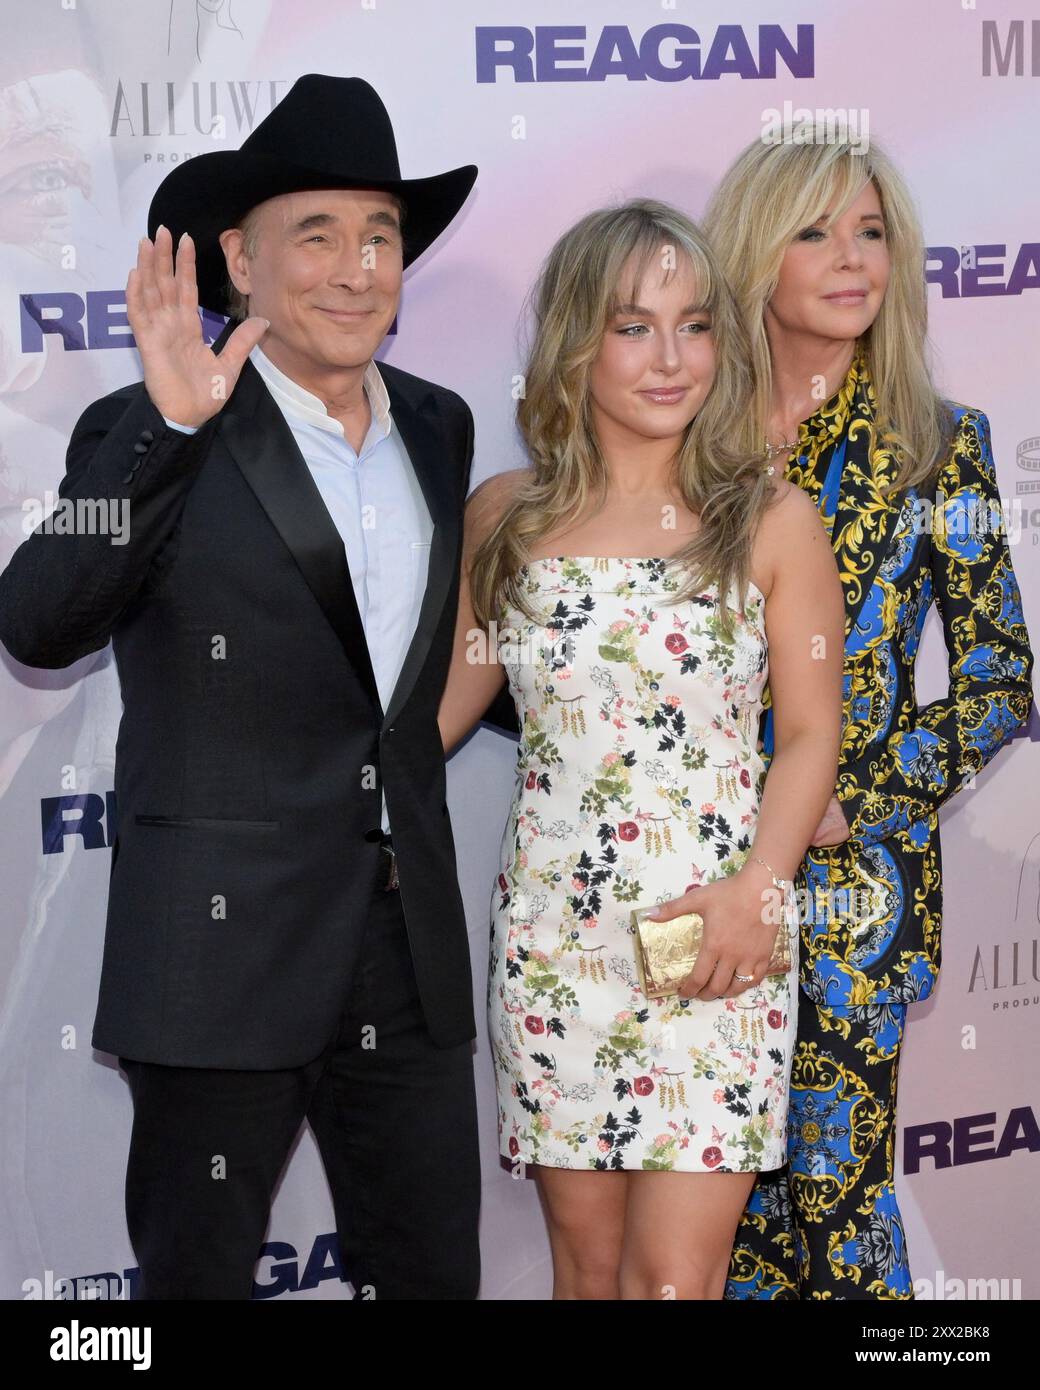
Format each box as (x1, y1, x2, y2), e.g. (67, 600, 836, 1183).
(517, 555, 767, 606)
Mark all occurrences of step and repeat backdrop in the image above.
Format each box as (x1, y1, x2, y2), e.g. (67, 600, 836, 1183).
(0, 0, 1037, 1300)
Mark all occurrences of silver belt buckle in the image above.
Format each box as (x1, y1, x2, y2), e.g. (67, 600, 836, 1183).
(381, 842, 399, 891)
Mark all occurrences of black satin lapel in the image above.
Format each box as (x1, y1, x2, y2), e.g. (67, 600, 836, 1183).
(216, 358, 384, 717)
(379, 374, 458, 730)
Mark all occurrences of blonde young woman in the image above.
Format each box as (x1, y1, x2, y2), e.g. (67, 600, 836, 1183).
(703, 138, 1034, 1300)
(437, 200, 845, 1300)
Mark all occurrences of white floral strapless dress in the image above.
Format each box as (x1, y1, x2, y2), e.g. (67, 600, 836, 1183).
(487, 556, 799, 1172)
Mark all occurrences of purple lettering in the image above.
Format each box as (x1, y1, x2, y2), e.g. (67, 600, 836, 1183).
(19, 294, 85, 352)
(953, 1112, 998, 1164)
(702, 25, 758, 80)
(589, 25, 643, 82)
(926, 246, 963, 298)
(757, 24, 815, 79)
(475, 27, 535, 83)
(87, 290, 134, 350)
(536, 26, 587, 82)
(640, 25, 700, 82)
(1007, 242, 1040, 295)
(994, 1106, 1040, 1159)
(902, 1120, 953, 1174)
(40, 794, 109, 855)
(961, 245, 1007, 298)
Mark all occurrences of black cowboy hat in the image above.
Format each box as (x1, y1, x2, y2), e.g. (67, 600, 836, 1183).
(147, 73, 477, 316)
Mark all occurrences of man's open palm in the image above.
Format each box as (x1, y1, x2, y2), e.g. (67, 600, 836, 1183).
(126, 223, 269, 429)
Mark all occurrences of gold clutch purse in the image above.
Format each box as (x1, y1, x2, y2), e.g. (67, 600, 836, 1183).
(630, 900, 794, 999)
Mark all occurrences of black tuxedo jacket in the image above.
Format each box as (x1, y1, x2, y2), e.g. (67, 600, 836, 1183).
(0, 318, 510, 1067)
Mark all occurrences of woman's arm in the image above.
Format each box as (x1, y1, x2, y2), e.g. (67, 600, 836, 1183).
(740, 482, 846, 882)
(649, 481, 846, 999)
(438, 469, 528, 756)
(835, 409, 1034, 853)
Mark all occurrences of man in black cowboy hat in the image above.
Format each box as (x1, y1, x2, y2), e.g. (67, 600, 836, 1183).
(0, 74, 510, 1299)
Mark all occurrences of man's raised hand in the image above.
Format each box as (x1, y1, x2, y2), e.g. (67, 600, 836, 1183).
(126, 224, 270, 429)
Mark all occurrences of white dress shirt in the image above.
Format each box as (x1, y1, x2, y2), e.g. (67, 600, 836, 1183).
(161, 344, 432, 833)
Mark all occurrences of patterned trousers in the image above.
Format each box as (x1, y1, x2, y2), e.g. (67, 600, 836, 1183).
(725, 995, 913, 1300)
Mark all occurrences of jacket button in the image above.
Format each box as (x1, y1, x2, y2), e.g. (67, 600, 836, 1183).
(139, 429, 154, 443)
(122, 471, 134, 483)
(133, 440, 149, 455)
(363, 828, 383, 842)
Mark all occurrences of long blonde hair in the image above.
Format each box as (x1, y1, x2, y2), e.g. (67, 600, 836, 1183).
(469, 198, 773, 640)
(702, 137, 955, 494)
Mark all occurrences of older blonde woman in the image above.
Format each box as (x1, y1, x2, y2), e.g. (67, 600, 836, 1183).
(704, 136, 1034, 1300)
(438, 199, 845, 1299)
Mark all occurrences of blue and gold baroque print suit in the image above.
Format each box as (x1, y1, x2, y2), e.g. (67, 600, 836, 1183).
(726, 353, 1034, 1299)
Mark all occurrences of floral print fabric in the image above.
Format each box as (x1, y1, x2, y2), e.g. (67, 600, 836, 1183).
(488, 556, 799, 1171)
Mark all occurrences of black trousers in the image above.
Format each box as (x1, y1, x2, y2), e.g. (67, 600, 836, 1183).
(119, 880, 481, 1299)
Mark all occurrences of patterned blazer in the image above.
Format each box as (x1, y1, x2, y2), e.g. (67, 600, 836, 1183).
(764, 354, 1034, 1013)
